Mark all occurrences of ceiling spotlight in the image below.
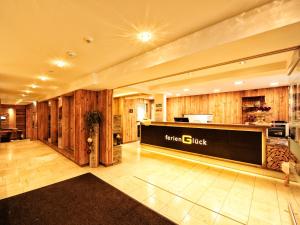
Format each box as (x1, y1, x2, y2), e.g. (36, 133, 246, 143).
(183, 88, 190, 92)
(234, 80, 244, 85)
(31, 84, 38, 89)
(213, 89, 220, 93)
(39, 76, 49, 81)
(24, 90, 32, 94)
(21, 94, 26, 97)
(52, 59, 69, 68)
(239, 61, 246, 65)
(137, 31, 153, 43)
(270, 82, 279, 87)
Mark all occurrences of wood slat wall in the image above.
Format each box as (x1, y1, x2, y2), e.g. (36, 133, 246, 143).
(113, 97, 152, 143)
(167, 86, 289, 123)
(0, 105, 26, 137)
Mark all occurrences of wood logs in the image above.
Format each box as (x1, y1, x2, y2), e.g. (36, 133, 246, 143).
(266, 139, 298, 171)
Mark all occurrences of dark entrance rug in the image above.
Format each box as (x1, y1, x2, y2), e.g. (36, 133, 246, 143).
(0, 173, 176, 225)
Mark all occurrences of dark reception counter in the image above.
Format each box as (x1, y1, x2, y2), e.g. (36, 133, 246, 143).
(140, 122, 269, 166)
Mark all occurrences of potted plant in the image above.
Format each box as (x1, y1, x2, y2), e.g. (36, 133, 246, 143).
(85, 111, 102, 167)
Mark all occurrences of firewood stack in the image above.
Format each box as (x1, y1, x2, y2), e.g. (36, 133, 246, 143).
(266, 139, 297, 171)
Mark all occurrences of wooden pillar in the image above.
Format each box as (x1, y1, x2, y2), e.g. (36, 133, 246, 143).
(98, 89, 113, 166)
(26, 103, 37, 140)
(49, 99, 58, 144)
(37, 102, 49, 141)
(61, 96, 70, 149)
(74, 90, 98, 165)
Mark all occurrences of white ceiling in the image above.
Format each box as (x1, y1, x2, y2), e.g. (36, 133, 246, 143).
(0, 0, 274, 104)
(113, 51, 292, 97)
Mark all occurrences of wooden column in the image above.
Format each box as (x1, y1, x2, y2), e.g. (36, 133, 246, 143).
(74, 90, 98, 165)
(61, 96, 70, 149)
(98, 89, 113, 166)
(26, 103, 37, 140)
(37, 102, 49, 141)
(49, 99, 58, 144)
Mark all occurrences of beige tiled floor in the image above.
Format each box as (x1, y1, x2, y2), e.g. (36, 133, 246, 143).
(1, 140, 300, 225)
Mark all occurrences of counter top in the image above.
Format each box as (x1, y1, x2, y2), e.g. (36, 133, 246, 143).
(144, 121, 270, 131)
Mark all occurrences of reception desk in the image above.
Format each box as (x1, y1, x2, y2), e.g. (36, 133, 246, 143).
(140, 122, 269, 166)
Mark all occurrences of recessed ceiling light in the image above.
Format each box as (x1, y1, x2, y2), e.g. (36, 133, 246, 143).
(239, 61, 246, 65)
(39, 76, 49, 81)
(24, 90, 32, 94)
(183, 88, 190, 92)
(270, 82, 279, 87)
(31, 84, 38, 89)
(213, 89, 220, 93)
(234, 80, 244, 85)
(52, 59, 69, 68)
(176, 93, 181, 96)
(137, 31, 153, 43)
(166, 92, 172, 96)
(21, 94, 26, 97)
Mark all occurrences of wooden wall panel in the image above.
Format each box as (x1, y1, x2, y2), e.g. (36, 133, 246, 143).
(37, 102, 49, 141)
(167, 86, 289, 123)
(0, 105, 26, 137)
(69, 96, 75, 150)
(49, 99, 58, 144)
(98, 89, 113, 166)
(113, 97, 148, 143)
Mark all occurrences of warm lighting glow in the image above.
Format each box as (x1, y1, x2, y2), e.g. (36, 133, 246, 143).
(39, 76, 49, 81)
(21, 94, 26, 97)
(213, 89, 220, 93)
(240, 61, 246, 65)
(270, 82, 279, 87)
(31, 84, 38, 89)
(166, 92, 172, 96)
(149, 96, 154, 99)
(176, 93, 181, 96)
(234, 80, 244, 85)
(137, 31, 153, 42)
(33, 101, 37, 106)
(24, 90, 32, 94)
(183, 88, 190, 92)
(52, 59, 69, 68)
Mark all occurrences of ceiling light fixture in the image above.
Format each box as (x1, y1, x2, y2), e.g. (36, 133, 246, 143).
(166, 92, 172, 96)
(24, 90, 32, 94)
(137, 31, 153, 43)
(176, 93, 181, 96)
(213, 89, 220, 93)
(270, 82, 279, 87)
(39, 76, 49, 81)
(240, 61, 246, 65)
(31, 84, 38, 89)
(52, 59, 69, 68)
(183, 88, 190, 92)
(234, 80, 244, 85)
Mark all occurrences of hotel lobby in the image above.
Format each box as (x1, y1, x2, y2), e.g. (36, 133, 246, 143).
(1, 1, 300, 225)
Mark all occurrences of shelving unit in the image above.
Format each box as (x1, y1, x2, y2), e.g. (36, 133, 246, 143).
(242, 96, 266, 123)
